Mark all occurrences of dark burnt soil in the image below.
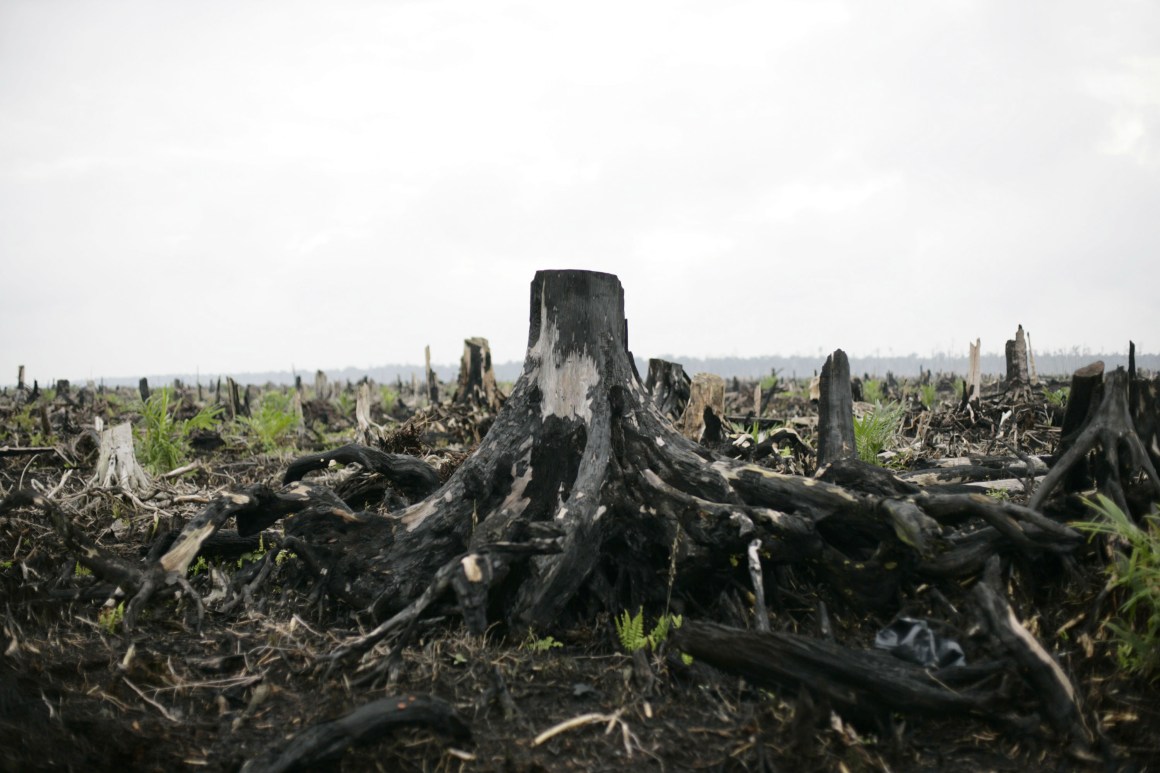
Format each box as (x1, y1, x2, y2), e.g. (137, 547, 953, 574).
(1, 378, 1158, 772)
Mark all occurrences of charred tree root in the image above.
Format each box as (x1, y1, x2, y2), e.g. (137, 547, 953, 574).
(973, 558, 1094, 750)
(239, 694, 470, 773)
(282, 443, 441, 502)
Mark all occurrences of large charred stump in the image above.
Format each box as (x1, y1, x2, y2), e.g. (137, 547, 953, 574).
(9, 270, 1084, 641)
(1032, 367, 1160, 515)
(299, 272, 1072, 630)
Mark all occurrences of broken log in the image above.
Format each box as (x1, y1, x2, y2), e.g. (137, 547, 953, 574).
(676, 620, 1000, 728)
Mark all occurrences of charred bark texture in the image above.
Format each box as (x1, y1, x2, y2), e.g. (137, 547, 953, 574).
(676, 621, 999, 726)
(1057, 360, 1104, 492)
(817, 349, 856, 468)
(453, 337, 504, 412)
(644, 358, 691, 423)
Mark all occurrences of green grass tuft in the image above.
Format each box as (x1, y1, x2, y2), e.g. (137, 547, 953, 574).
(1073, 495, 1160, 680)
(138, 388, 222, 474)
(240, 391, 297, 452)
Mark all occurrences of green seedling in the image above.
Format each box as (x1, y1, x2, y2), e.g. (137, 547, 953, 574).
(853, 402, 905, 465)
(240, 391, 297, 452)
(520, 630, 564, 652)
(138, 388, 222, 474)
(98, 601, 125, 634)
(615, 608, 683, 653)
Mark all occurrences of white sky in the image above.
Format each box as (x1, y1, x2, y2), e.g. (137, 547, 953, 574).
(2, 0, 1158, 383)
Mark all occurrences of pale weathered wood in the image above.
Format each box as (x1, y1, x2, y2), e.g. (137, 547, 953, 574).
(94, 421, 151, 491)
(454, 337, 504, 412)
(677, 373, 726, 443)
(355, 381, 381, 445)
(1005, 325, 1030, 389)
(966, 338, 981, 406)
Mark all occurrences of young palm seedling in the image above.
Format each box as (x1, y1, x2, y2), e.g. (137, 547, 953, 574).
(853, 401, 905, 465)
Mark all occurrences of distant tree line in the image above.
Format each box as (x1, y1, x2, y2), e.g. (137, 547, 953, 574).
(47, 349, 1156, 391)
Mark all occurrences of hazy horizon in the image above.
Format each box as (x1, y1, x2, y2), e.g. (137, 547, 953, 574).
(8, 344, 1153, 390)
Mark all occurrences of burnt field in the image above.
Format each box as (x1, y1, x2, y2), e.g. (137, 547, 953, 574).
(2, 272, 1159, 772)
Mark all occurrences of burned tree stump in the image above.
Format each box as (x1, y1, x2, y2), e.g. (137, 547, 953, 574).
(1032, 367, 1160, 514)
(676, 373, 726, 443)
(453, 337, 504, 412)
(94, 421, 150, 491)
(817, 349, 856, 468)
(424, 345, 440, 405)
(1005, 325, 1030, 391)
(962, 338, 982, 409)
(259, 271, 1076, 631)
(644, 358, 691, 423)
(1056, 360, 1104, 492)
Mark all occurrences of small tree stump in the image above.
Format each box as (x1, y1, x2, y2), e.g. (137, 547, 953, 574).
(963, 338, 982, 408)
(817, 349, 856, 468)
(677, 373, 726, 443)
(454, 337, 504, 412)
(95, 421, 150, 492)
(644, 358, 691, 423)
(1005, 325, 1030, 394)
(355, 382, 382, 445)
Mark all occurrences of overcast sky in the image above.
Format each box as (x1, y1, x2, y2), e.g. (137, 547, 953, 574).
(2, 0, 1157, 384)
